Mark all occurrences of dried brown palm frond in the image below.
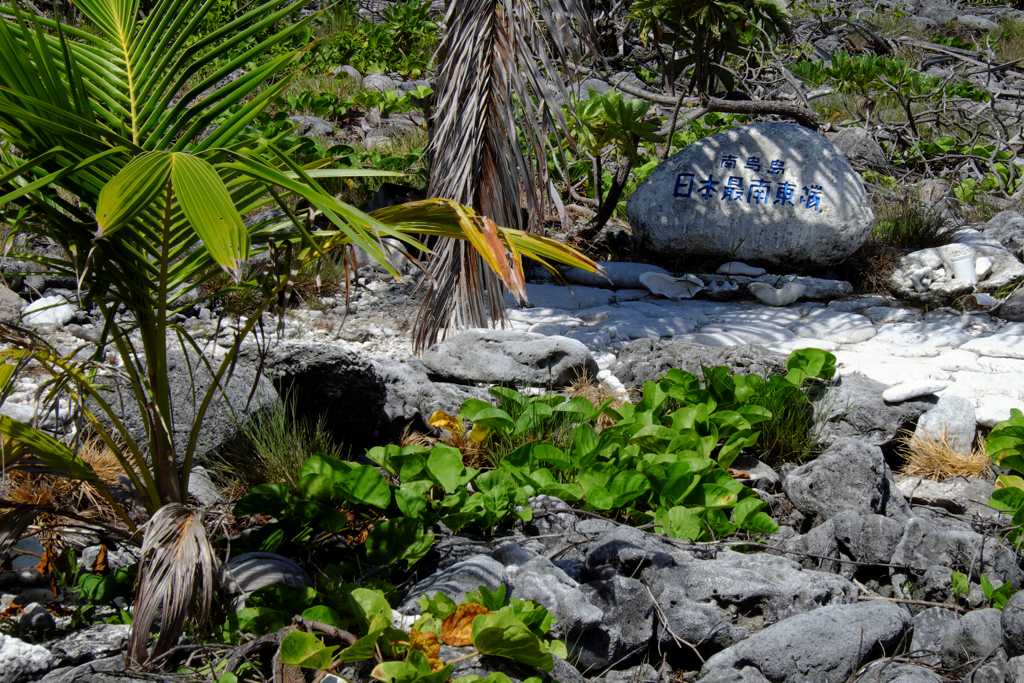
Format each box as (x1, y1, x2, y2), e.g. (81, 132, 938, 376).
(128, 504, 218, 669)
(413, 0, 595, 353)
(898, 429, 991, 481)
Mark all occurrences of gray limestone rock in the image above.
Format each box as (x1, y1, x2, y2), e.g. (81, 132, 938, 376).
(783, 438, 911, 522)
(421, 329, 598, 388)
(0, 283, 23, 322)
(287, 115, 335, 137)
(373, 355, 491, 441)
(627, 122, 874, 268)
(698, 601, 911, 683)
(913, 393, 976, 456)
(831, 126, 887, 168)
(910, 607, 960, 666)
(187, 465, 223, 506)
(585, 526, 676, 578)
(508, 558, 603, 642)
(399, 555, 509, 614)
(1003, 591, 1024, 658)
(643, 550, 858, 626)
(889, 243, 1024, 306)
(814, 373, 937, 447)
(1000, 289, 1024, 322)
(854, 662, 944, 682)
(238, 341, 384, 449)
(699, 668, 771, 683)
(19, 602, 55, 631)
(561, 262, 671, 289)
(830, 510, 905, 565)
(47, 625, 130, 667)
(575, 576, 656, 671)
(940, 608, 1005, 670)
(1007, 656, 1024, 683)
(983, 210, 1024, 258)
(649, 581, 742, 652)
(609, 339, 787, 389)
(0, 633, 55, 683)
(92, 345, 279, 466)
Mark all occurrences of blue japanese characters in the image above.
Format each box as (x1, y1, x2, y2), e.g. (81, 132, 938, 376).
(672, 155, 824, 211)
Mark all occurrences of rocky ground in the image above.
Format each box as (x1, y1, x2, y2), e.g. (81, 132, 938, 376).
(3, 210, 1024, 682)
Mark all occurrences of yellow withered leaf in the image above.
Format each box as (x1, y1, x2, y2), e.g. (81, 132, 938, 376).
(429, 411, 464, 436)
(409, 628, 444, 672)
(469, 423, 490, 443)
(441, 603, 490, 647)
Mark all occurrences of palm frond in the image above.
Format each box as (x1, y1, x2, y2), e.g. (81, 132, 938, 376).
(128, 504, 218, 668)
(415, 0, 594, 352)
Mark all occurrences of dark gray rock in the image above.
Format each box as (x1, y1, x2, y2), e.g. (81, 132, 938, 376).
(698, 601, 911, 683)
(92, 346, 279, 466)
(698, 668, 770, 683)
(0, 283, 23, 322)
(421, 329, 599, 388)
(813, 372, 936, 447)
(399, 555, 509, 614)
(238, 341, 384, 449)
(561, 262, 670, 289)
(831, 511, 905, 566)
(1000, 289, 1024, 323)
(831, 127, 886, 168)
(224, 552, 312, 609)
(643, 550, 858, 626)
(984, 210, 1024, 258)
(940, 608, 1004, 670)
(910, 607, 960, 665)
(288, 115, 335, 137)
(649, 581, 741, 652)
(575, 576, 655, 671)
(47, 625, 130, 667)
(597, 664, 660, 683)
(585, 526, 676, 578)
(374, 355, 491, 441)
(889, 517, 1024, 602)
(19, 602, 55, 631)
(1003, 591, 1024, 658)
(627, 122, 874, 268)
(783, 438, 911, 522)
(36, 656, 145, 683)
(609, 340, 787, 389)
(489, 543, 535, 567)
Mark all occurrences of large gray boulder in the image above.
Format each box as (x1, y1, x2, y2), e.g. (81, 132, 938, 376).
(508, 557, 603, 643)
(627, 122, 874, 268)
(0, 633, 55, 683)
(1004, 591, 1024, 658)
(399, 555, 510, 614)
(421, 329, 598, 388)
(374, 355, 491, 441)
(224, 552, 312, 609)
(238, 341, 385, 448)
(643, 550, 858, 626)
(698, 601, 911, 683)
(783, 438, 911, 522)
(93, 346, 279, 466)
(813, 372, 937, 447)
(984, 210, 1024, 257)
(913, 393, 976, 456)
(560, 262, 671, 289)
(609, 339, 788, 388)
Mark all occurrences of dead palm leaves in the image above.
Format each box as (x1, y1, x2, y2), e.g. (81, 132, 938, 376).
(413, 0, 594, 352)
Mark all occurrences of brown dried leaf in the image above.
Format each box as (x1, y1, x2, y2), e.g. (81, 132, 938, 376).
(441, 603, 490, 647)
(410, 628, 444, 672)
(92, 544, 109, 573)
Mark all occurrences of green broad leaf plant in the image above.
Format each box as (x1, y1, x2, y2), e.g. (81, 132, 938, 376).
(987, 409, 1024, 548)
(0, 0, 594, 668)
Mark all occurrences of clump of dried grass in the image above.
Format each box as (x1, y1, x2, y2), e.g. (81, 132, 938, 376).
(5, 437, 128, 523)
(898, 429, 991, 481)
(403, 416, 490, 470)
(565, 373, 629, 431)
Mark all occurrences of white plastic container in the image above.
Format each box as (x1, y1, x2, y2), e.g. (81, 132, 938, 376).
(949, 254, 978, 284)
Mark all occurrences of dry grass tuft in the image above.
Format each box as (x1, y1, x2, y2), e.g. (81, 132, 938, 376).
(565, 372, 629, 430)
(5, 437, 129, 525)
(898, 429, 991, 481)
